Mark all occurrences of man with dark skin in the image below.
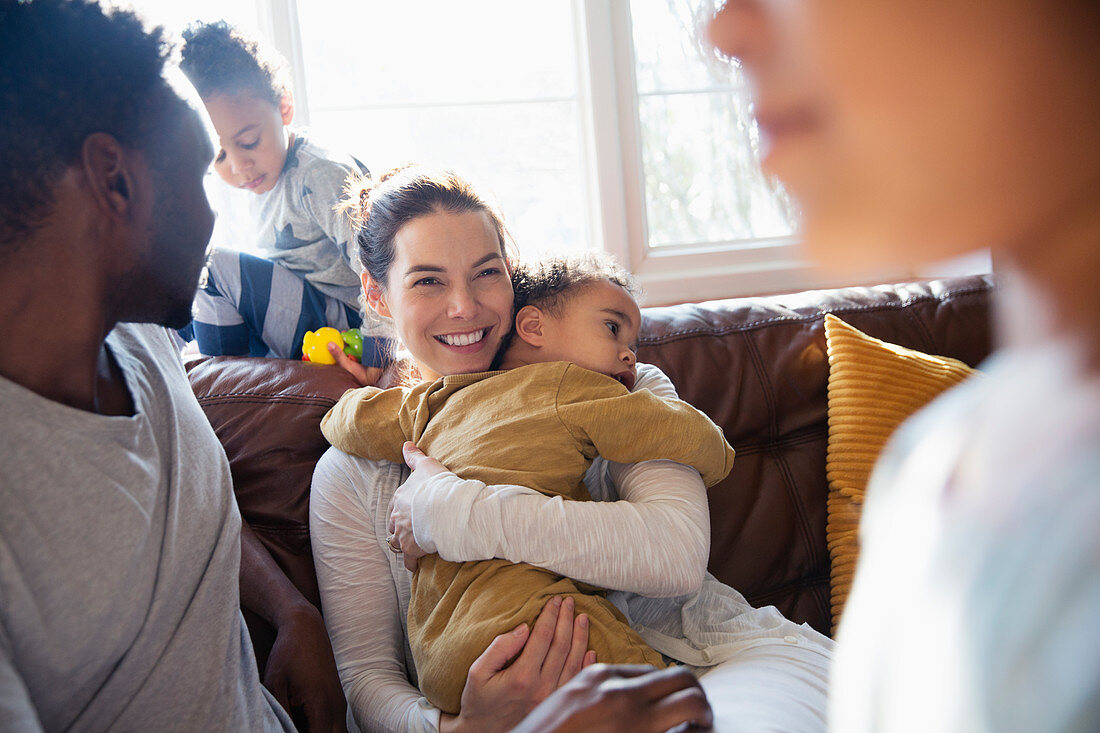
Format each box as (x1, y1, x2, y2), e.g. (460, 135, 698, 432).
(0, 2, 712, 731)
(0, 1, 342, 728)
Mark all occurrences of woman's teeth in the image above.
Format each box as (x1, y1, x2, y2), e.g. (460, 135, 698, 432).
(437, 329, 487, 347)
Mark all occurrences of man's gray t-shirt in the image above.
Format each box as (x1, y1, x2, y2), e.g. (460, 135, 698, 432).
(0, 323, 292, 731)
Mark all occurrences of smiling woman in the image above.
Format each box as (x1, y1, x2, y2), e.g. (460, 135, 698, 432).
(371, 209, 514, 381)
(343, 167, 515, 382)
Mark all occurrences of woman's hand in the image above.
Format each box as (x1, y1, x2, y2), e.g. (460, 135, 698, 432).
(512, 664, 713, 733)
(326, 341, 382, 387)
(386, 442, 447, 571)
(440, 595, 596, 733)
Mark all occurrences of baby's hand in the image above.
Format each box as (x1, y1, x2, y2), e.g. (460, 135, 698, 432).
(386, 442, 447, 571)
(326, 341, 382, 386)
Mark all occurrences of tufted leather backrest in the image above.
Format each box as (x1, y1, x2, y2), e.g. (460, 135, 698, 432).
(635, 276, 993, 633)
(187, 275, 993, 661)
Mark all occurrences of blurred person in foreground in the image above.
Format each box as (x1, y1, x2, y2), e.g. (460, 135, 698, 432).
(710, 1, 1099, 731)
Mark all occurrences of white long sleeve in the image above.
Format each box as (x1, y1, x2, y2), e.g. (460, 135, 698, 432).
(407, 363, 712, 597)
(310, 449, 440, 733)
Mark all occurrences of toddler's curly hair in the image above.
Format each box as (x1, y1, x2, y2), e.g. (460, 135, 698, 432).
(180, 20, 290, 104)
(510, 252, 637, 318)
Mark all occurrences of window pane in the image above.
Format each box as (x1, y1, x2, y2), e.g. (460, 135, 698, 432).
(630, 0, 737, 93)
(630, 0, 796, 248)
(638, 91, 794, 246)
(296, 1, 586, 258)
(297, 1, 577, 108)
(312, 101, 587, 256)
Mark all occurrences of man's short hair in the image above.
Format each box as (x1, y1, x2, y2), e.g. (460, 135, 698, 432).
(0, 0, 174, 247)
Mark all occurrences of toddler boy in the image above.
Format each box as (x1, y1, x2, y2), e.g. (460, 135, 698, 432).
(180, 21, 387, 366)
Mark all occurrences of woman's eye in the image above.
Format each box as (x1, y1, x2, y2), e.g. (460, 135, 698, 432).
(478, 267, 502, 278)
(240, 139, 260, 150)
(215, 150, 226, 164)
(414, 277, 441, 287)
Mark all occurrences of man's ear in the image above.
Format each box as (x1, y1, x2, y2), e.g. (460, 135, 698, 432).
(279, 92, 295, 126)
(81, 132, 134, 219)
(514, 305, 546, 347)
(362, 272, 390, 318)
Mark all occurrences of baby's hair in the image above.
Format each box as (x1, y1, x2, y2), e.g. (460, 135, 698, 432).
(511, 252, 637, 318)
(180, 20, 290, 105)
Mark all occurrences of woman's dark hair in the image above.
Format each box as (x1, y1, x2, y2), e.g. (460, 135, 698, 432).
(342, 166, 516, 289)
(0, 0, 175, 247)
(180, 20, 290, 105)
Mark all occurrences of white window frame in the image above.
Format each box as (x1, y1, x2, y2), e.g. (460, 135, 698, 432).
(251, 0, 902, 305)
(578, 0, 862, 304)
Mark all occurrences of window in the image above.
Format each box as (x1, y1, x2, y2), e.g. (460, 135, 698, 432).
(628, 0, 796, 249)
(132, 0, 879, 304)
(295, 1, 589, 257)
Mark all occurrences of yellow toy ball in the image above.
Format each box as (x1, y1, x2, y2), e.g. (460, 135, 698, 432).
(302, 327, 345, 365)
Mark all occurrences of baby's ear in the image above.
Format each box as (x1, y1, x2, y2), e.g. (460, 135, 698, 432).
(514, 305, 545, 346)
(279, 91, 295, 126)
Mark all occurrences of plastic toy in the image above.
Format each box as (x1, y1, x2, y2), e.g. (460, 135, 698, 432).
(302, 327, 364, 364)
(341, 328, 364, 361)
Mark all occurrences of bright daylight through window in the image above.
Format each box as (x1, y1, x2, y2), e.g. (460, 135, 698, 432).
(134, 0, 819, 305)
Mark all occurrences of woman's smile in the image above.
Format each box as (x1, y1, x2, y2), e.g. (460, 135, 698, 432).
(435, 327, 491, 349)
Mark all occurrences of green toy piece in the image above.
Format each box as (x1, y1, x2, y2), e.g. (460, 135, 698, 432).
(341, 328, 364, 361)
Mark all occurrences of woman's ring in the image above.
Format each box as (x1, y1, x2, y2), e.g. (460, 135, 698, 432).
(386, 534, 401, 553)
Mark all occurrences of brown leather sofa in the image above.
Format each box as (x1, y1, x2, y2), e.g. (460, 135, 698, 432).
(186, 274, 994, 667)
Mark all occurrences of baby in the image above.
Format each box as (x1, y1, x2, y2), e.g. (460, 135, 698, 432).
(180, 21, 387, 366)
(321, 253, 735, 713)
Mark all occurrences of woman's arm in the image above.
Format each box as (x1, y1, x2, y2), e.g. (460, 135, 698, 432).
(396, 364, 711, 597)
(310, 449, 440, 733)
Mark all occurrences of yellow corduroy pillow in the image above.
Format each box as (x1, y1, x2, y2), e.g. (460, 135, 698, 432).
(824, 314, 978, 632)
